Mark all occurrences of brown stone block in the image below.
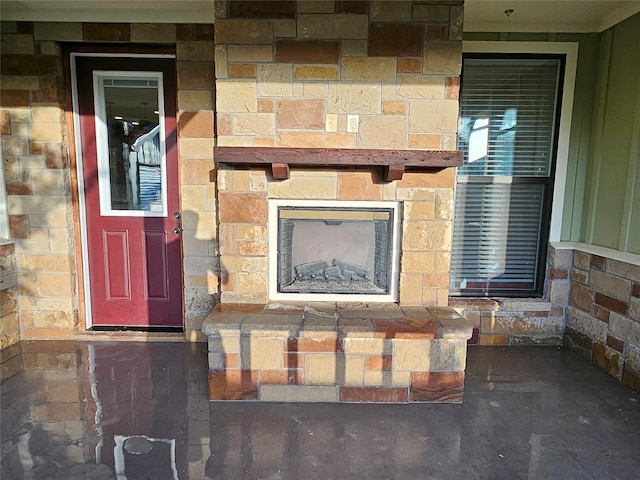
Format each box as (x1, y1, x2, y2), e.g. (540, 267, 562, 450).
(632, 283, 640, 298)
(365, 354, 392, 371)
(209, 370, 258, 400)
(397, 168, 455, 188)
(216, 113, 232, 136)
(413, 5, 450, 22)
(294, 65, 338, 80)
(228, 63, 257, 78)
(563, 327, 594, 358)
(382, 100, 408, 115)
(177, 24, 214, 41)
(225, 352, 240, 369)
(337, 170, 382, 200)
(550, 268, 569, 279)
(341, 387, 409, 403)
(228, 0, 295, 18)
(0, 244, 15, 256)
(592, 304, 610, 323)
(591, 255, 605, 270)
(178, 110, 214, 138)
(0, 109, 10, 134)
(218, 192, 267, 223)
(569, 283, 593, 312)
(1, 55, 59, 76)
(257, 98, 275, 113)
(372, 319, 437, 339)
(409, 134, 441, 149)
(260, 369, 301, 385)
(275, 39, 339, 64)
(445, 76, 459, 99)
(177, 61, 215, 89)
(35, 76, 64, 103)
(83, 23, 130, 42)
(6, 183, 32, 195)
(336, 1, 369, 15)
(410, 371, 464, 403)
(276, 98, 325, 129)
(422, 273, 449, 288)
(593, 342, 622, 379)
(9, 215, 30, 239)
(594, 292, 628, 315)
(622, 370, 640, 394)
(397, 57, 422, 73)
(426, 24, 448, 39)
(368, 23, 422, 57)
(288, 337, 340, 353)
(606, 335, 625, 353)
(0, 90, 29, 107)
(479, 334, 508, 345)
(215, 19, 273, 44)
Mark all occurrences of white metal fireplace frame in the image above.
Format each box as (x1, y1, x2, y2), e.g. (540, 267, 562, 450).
(268, 199, 402, 303)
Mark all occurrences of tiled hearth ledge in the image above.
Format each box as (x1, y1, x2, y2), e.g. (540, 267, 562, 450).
(202, 303, 473, 403)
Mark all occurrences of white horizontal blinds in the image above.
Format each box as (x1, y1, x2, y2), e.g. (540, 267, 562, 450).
(451, 56, 562, 295)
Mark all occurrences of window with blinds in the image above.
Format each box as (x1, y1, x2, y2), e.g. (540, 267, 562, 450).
(450, 55, 564, 296)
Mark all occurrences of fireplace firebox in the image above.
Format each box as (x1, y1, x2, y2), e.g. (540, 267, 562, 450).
(269, 200, 401, 302)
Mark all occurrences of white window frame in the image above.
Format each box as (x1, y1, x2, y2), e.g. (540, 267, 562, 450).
(462, 41, 579, 243)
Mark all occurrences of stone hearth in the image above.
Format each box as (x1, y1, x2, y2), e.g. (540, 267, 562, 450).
(203, 303, 473, 403)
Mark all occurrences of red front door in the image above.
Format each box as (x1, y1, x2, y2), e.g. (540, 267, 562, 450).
(75, 55, 182, 328)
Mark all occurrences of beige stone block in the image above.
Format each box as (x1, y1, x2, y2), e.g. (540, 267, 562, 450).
(27, 310, 75, 329)
(2, 137, 28, 156)
(38, 41, 60, 56)
(370, 0, 412, 20)
(409, 100, 459, 133)
(235, 272, 267, 293)
(49, 228, 70, 254)
(298, 14, 368, 40)
(268, 175, 337, 199)
(131, 23, 176, 42)
(242, 336, 283, 370)
(214, 45, 228, 79)
(216, 80, 257, 113)
(399, 273, 423, 304)
(292, 81, 304, 97)
(393, 339, 430, 371)
(397, 75, 445, 99)
(403, 201, 435, 221)
(16, 254, 72, 272)
(232, 113, 275, 136)
(328, 83, 381, 114)
(304, 82, 329, 98)
(343, 354, 365, 386)
(31, 123, 63, 143)
(342, 337, 386, 354)
(442, 133, 458, 150)
(216, 136, 254, 147)
(32, 170, 68, 196)
(181, 159, 214, 185)
(236, 225, 267, 240)
(178, 90, 213, 110)
(181, 185, 207, 211)
(221, 256, 267, 273)
(382, 100, 408, 115)
(277, 131, 356, 148)
(257, 64, 293, 97)
(19, 296, 73, 312)
(341, 57, 396, 82)
(435, 190, 454, 220)
(397, 169, 455, 189)
(260, 385, 340, 402)
(274, 19, 296, 38)
(37, 273, 72, 297)
(403, 221, 451, 251)
(294, 65, 338, 81)
(341, 40, 368, 57)
(7, 196, 67, 217)
(32, 106, 62, 123)
(227, 45, 273, 62)
(232, 169, 252, 191)
(178, 138, 215, 158)
(357, 116, 407, 149)
(304, 353, 336, 384)
(34, 22, 83, 41)
(402, 251, 435, 274)
(425, 41, 462, 74)
(381, 83, 396, 99)
(590, 270, 631, 300)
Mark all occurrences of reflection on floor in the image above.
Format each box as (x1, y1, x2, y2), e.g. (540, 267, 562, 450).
(2, 342, 640, 479)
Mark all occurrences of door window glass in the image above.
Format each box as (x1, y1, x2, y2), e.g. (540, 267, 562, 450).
(94, 73, 166, 216)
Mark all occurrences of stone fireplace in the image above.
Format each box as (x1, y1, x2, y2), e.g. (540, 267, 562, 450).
(203, 0, 472, 403)
(269, 199, 401, 302)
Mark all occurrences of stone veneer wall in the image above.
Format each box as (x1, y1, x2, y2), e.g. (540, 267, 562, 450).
(564, 244, 640, 394)
(450, 243, 570, 346)
(214, 0, 463, 305)
(1, 21, 217, 340)
(1, 241, 19, 350)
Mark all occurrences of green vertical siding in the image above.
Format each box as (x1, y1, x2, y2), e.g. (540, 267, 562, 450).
(583, 13, 640, 252)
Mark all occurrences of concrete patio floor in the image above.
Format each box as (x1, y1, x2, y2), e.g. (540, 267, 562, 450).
(1, 341, 639, 479)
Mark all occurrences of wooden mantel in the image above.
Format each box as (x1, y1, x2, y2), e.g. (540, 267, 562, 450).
(213, 147, 463, 181)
